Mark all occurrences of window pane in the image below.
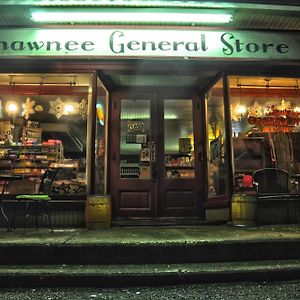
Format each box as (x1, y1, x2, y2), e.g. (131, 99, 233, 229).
(120, 99, 151, 179)
(229, 76, 300, 193)
(206, 79, 227, 197)
(164, 99, 195, 178)
(0, 73, 91, 196)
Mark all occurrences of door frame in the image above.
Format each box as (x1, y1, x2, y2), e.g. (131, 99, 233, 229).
(156, 89, 205, 218)
(201, 73, 233, 209)
(109, 90, 156, 218)
(108, 87, 206, 220)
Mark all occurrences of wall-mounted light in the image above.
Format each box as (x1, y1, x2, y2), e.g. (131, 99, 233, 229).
(31, 8, 233, 25)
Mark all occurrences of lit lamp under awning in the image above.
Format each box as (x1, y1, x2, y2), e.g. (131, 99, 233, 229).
(6, 101, 19, 115)
(31, 8, 233, 25)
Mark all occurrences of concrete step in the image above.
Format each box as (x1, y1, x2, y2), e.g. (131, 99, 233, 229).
(1, 239, 300, 265)
(0, 260, 299, 287)
(1, 225, 300, 265)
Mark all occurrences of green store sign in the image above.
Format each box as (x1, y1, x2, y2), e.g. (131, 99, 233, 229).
(0, 28, 299, 60)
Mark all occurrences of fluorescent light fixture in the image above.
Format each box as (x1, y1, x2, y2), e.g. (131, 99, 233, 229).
(31, 8, 233, 24)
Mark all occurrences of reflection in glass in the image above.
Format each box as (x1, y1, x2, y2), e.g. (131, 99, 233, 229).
(164, 99, 195, 178)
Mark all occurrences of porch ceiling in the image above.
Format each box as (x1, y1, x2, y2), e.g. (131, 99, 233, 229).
(0, 1, 299, 90)
(0, 1, 299, 30)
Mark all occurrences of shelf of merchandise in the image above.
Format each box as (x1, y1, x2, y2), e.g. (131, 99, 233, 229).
(165, 153, 195, 178)
(0, 143, 63, 178)
(165, 165, 194, 170)
(120, 163, 140, 178)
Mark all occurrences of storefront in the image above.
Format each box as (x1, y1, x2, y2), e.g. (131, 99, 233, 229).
(0, 16, 300, 226)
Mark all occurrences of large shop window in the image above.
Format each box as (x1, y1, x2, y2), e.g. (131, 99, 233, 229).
(206, 79, 228, 198)
(229, 76, 300, 193)
(0, 73, 92, 196)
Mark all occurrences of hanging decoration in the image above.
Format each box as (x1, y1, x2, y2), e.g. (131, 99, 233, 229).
(231, 78, 248, 122)
(49, 97, 64, 119)
(77, 99, 88, 120)
(248, 99, 300, 132)
(248, 101, 263, 118)
(35, 105, 43, 112)
(22, 97, 36, 120)
(49, 97, 87, 119)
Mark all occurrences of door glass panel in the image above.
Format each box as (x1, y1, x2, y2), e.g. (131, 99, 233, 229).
(164, 99, 195, 178)
(120, 99, 151, 179)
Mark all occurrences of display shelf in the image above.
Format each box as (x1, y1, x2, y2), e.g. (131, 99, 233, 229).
(120, 163, 139, 178)
(165, 153, 194, 169)
(165, 165, 194, 170)
(165, 153, 191, 159)
(166, 169, 195, 178)
(0, 143, 63, 179)
(165, 153, 195, 179)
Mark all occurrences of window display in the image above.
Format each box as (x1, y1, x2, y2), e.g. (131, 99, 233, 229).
(229, 76, 300, 193)
(0, 73, 92, 195)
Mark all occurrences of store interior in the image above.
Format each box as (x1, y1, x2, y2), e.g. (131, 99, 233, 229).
(206, 75, 300, 197)
(2, 71, 300, 198)
(0, 73, 92, 195)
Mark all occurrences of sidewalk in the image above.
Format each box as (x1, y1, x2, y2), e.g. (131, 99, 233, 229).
(0, 224, 299, 245)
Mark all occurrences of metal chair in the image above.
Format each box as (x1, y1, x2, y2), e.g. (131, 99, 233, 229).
(253, 168, 290, 225)
(10, 168, 60, 232)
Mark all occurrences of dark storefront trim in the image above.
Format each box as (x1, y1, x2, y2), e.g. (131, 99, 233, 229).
(0, 42, 300, 225)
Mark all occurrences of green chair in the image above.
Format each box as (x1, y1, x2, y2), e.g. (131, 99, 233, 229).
(10, 168, 60, 232)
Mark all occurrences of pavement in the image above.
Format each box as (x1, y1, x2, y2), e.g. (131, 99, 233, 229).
(0, 223, 300, 246)
(0, 224, 299, 287)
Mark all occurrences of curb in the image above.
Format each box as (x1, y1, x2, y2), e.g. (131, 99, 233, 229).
(0, 260, 299, 287)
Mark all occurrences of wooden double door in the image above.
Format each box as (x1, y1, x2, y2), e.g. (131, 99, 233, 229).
(109, 90, 205, 220)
